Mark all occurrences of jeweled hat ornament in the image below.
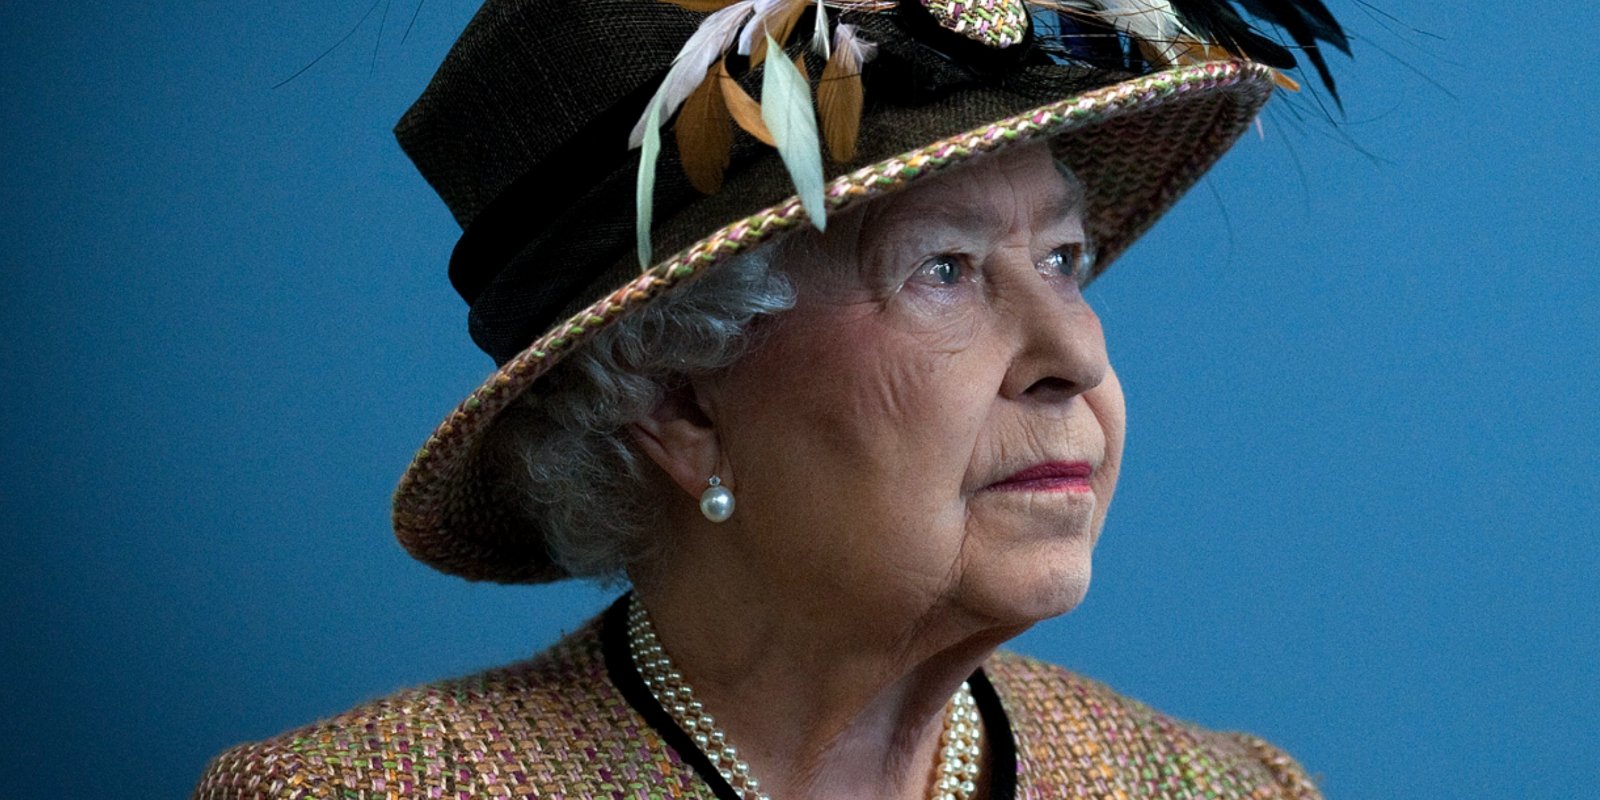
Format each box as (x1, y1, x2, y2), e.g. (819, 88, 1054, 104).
(392, 0, 1349, 583)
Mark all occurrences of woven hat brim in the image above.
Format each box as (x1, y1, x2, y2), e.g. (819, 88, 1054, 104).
(394, 60, 1277, 584)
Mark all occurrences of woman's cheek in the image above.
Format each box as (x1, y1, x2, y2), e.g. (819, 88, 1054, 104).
(883, 284, 987, 354)
(1087, 368, 1126, 532)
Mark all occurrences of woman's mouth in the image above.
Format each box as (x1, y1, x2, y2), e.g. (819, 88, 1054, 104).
(987, 461, 1094, 493)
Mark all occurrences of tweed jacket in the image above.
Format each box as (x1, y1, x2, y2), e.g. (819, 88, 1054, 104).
(195, 599, 1322, 799)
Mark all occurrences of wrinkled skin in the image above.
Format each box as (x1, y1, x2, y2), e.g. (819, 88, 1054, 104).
(629, 140, 1126, 800)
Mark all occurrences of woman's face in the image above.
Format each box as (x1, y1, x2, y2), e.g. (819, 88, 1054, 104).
(699, 140, 1125, 634)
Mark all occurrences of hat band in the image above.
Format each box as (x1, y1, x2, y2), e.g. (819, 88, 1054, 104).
(446, 67, 668, 309)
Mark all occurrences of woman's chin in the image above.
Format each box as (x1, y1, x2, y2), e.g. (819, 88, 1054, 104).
(960, 551, 1094, 628)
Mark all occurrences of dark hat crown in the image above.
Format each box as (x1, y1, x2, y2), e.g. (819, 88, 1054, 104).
(393, 0, 1082, 365)
(396, 0, 701, 231)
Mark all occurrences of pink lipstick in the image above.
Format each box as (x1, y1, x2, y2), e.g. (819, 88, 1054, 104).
(989, 461, 1093, 493)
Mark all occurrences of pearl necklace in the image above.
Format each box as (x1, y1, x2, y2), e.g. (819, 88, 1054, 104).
(626, 595, 983, 800)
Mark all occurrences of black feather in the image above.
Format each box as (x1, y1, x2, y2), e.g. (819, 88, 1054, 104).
(1232, 0, 1349, 105)
(1171, 1, 1295, 68)
(1237, 0, 1349, 52)
(1171, 0, 1351, 106)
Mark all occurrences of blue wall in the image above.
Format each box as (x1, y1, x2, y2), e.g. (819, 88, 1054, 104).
(3, 2, 1595, 797)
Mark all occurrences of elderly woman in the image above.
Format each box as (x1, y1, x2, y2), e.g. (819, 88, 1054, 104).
(197, 0, 1348, 797)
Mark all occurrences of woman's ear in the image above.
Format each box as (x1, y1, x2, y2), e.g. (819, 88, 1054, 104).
(627, 381, 722, 499)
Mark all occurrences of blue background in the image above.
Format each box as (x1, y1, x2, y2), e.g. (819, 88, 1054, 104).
(3, 2, 1595, 797)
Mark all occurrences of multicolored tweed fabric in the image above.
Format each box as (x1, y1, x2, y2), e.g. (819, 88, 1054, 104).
(984, 655, 1324, 799)
(194, 606, 1322, 800)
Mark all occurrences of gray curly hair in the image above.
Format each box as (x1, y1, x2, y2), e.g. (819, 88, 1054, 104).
(491, 246, 796, 581)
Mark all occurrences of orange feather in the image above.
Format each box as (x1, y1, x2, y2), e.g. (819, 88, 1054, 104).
(719, 58, 776, 146)
(676, 66, 735, 194)
(817, 47, 864, 162)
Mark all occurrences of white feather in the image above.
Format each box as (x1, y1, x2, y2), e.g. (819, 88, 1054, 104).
(832, 22, 877, 67)
(636, 99, 664, 268)
(812, 0, 831, 57)
(737, 0, 795, 56)
(628, 0, 759, 149)
(759, 33, 828, 231)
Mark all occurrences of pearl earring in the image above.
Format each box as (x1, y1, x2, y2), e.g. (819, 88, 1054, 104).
(699, 476, 735, 523)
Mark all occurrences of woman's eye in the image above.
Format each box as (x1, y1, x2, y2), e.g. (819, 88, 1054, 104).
(1040, 243, 1092, 285)
(915, 254, 967, 286)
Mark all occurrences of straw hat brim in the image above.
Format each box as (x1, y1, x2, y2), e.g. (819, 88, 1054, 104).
(393, 60, 1277, 584)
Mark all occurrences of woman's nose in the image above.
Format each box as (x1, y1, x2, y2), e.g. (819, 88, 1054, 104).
(996, 274, 1109, 402)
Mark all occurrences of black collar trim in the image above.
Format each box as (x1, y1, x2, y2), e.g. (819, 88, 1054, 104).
(601, 593, 1017, 800)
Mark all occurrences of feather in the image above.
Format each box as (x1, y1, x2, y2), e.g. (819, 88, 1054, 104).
(1225, 0, 1348, 104)
(635, 99, 664, 269)
(628, 0, 757, 149)
(738, 0, 790, 55)
(740, 0, 809, 64)
(676, 65, 735, 194)
(1165, 1, 1293, 66)
(760, 33, 828, 230)
(1029, 0, 1348, 103)
(839, 21, 879, 62)
(817, 23, 874, 162)
(1236, 0, 1347, 50)
(720, 57, 776, 145)
(812, 0, 831, 57)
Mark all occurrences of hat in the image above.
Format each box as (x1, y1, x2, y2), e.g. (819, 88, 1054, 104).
(392, 0, 1348, 583)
